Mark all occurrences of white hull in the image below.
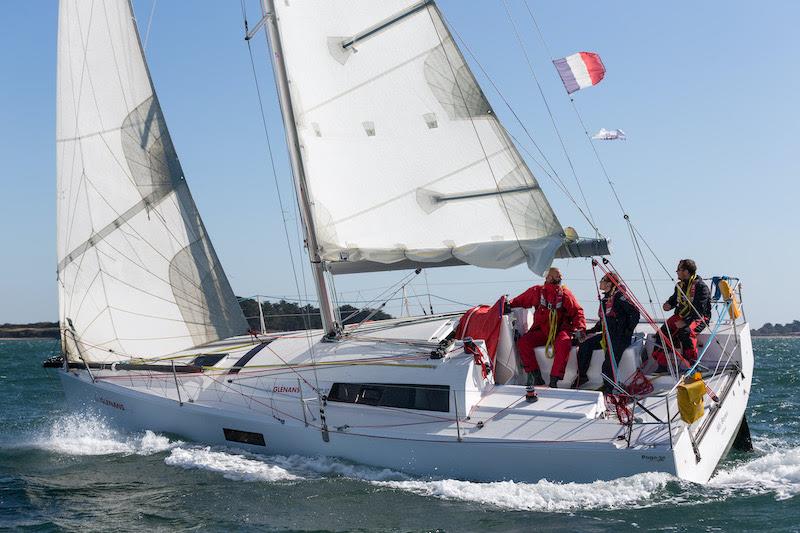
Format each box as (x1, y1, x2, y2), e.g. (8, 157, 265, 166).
(55, 317, 753, 484)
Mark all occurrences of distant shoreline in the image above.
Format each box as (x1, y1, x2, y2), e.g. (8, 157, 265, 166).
(0, 322, 59, 340)
(0, 337, 59, 341)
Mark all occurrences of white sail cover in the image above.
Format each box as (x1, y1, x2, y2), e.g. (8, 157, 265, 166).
(274, 0, 574, 275)
(56, 0, 247, 362)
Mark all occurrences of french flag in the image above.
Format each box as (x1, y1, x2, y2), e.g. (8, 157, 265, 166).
(553, 52, 606, 94)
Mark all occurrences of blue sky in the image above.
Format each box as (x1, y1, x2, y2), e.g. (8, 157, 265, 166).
(1, 1, 798, 327)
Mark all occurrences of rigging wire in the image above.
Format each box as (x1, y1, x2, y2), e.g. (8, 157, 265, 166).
(500, 0, 597, 232)
(521, 2, 672, 286)
(423, 269, 435, 314)
(238, 2, 322, 393)
(441, 13, 599, 235)
(142, 0, 157, 51)
(425, 6, 532, 265)
(340, 270, 420, 326)
(517, 1, 689, 361)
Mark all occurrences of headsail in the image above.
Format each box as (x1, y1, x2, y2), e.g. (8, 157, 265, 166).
(56, 0, 247, 362)
(272, 1, 605, 276)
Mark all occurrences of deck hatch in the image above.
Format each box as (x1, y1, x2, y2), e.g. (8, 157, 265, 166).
(223, 428, 266, 446)
(328, 383, 450, 413)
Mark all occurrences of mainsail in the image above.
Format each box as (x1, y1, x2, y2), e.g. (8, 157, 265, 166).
(56, 0, 247, 363)
(272, 0, 606, 276)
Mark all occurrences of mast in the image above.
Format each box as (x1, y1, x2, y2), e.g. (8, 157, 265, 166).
(257, 0, 338, 337)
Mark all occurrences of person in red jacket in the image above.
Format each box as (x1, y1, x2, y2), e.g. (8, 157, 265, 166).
(509, 267, 586, 396)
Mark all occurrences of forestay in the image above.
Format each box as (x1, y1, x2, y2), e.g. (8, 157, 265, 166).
(56, 0, 247, 363)
(274, 0, 604, 275)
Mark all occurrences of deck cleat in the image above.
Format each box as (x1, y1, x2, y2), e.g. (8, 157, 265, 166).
(525, 386, 539, 403)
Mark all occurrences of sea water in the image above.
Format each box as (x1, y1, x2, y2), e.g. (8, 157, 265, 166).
(1, 338, 798, 532)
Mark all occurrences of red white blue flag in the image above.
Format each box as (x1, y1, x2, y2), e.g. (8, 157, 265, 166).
(553, 52, 606, 94)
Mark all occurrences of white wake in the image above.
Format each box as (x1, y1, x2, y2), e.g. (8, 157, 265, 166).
(164, 447, 300, 482)
(31, 414, 175, 456)
(710, 444, 800, 500)
(29, 414, 800, 506)
(373, 473, 673, 512)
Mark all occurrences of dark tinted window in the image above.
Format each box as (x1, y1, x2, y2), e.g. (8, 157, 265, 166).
(223, 428, 265, 446)
(191, 354, 227, 367)
(328, 383, 449, 413)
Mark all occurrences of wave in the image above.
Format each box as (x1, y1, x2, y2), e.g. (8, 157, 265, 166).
(710, 444, 800, 500)
(25, 413, 175, 456)
(162, 450, 409, 483)
(373, 473, 674, 512)
(267, 454, 410, 482)
(18, 414, 800, 507)
(164, 447, 301, 482)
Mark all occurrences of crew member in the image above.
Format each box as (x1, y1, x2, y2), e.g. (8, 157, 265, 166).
(509, 267, 586, 395)
(652, 259, 711, 372)
(575, 272, 640, 392)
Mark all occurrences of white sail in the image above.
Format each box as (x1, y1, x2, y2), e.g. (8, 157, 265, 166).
(56, 0, 247, 363)
(273, 0, 600, 275)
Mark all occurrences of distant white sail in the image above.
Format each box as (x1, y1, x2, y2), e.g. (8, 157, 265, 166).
(592, 128, 626, 140)
(273, 1, 600, 275)
(56, 0, 247, 362)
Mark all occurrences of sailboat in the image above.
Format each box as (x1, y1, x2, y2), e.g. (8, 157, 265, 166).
(48, 0, 754, 484)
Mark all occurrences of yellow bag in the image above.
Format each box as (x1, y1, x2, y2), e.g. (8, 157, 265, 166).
(677, 373, 706, 424)
(718, 279, 742, 320)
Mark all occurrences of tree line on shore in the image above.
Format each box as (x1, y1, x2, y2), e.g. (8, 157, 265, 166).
(7, 310, 797, 339)
(750, 320, 800, 337)
(0, 300, 393, 339)
(238, 298, 392, 332)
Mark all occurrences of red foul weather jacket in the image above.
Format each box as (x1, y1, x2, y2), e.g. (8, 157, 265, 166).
(509, 284, 586, 335)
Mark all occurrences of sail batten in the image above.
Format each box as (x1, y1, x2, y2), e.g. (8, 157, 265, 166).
(273, 1, 572, 276)
(56, 0, 247, 363)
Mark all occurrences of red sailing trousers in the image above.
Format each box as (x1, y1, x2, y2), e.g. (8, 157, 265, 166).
(517, 328, 572, 379)
(652, 314, 702, 368)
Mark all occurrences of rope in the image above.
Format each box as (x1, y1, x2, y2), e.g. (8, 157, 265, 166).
(593, 260, 684, 376)
(544, 309, 557, 358)
(590, 262, 618, 384)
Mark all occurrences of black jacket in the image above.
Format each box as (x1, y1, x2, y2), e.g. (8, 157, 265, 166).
(587, 289, 640, 344)
(666, 275, 711, 324)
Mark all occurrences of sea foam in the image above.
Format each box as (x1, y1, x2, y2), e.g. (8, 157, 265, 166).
(27, 414, 800, 504)
(31, 414, 175, 456)
(373, 472, 673, 512)
(164, 447, 300, 482)
(710, 445, 800, 500)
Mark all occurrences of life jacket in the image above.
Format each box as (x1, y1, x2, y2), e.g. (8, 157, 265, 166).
(539, 284, 564, 311)
(537, 284, 565, 358)
(676, 274, 697, 318)
(599, 288, 618, 319)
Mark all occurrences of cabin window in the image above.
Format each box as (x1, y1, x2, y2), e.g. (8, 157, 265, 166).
(191, 354, 227, 367)
(327, 383, 450, 413)
(223, 428, 266, 446)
